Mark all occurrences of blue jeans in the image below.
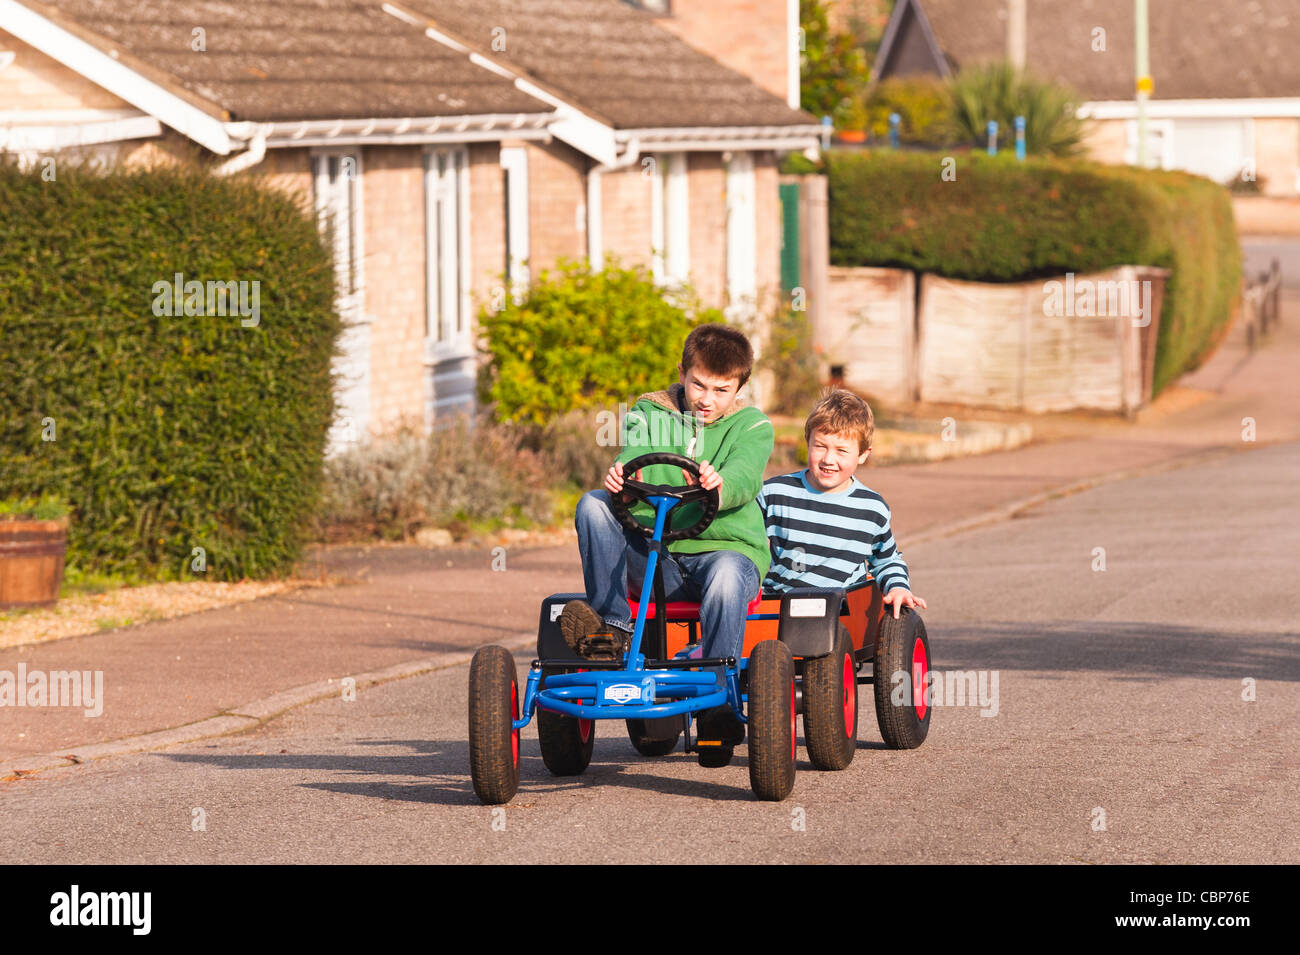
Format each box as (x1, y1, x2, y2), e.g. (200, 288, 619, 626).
(574, 489, 760, 667)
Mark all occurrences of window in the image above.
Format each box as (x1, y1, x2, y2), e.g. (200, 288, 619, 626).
(313, 151, 364, 316)
(651, 151, 689, 287)
(500, 146, 530, 296)
(424, 146, 471, 353)
(312, 150, 369, 449)
(724, 150, 756, 321)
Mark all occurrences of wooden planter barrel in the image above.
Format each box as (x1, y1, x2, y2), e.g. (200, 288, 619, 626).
(0, 519, 68, 609)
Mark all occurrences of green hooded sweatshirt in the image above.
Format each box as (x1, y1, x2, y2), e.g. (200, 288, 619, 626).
(614, 382, 774, 580)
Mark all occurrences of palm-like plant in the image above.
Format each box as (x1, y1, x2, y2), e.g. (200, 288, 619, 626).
(948, 61, 1085, 157)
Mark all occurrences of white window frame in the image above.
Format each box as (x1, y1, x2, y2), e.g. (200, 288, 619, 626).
(651, 151, 690, 287)
(500, 145, 531, 296)
(424, 145, 472, 361)
(312, 149, 366, 320)
(312, 148, 369, 450)
(724, 150, 757, 321)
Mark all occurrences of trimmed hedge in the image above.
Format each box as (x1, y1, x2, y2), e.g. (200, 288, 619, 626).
(827, 150, 1242, 394)
(0, 160, 340, 580)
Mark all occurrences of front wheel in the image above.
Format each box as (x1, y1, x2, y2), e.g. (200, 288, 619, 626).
(538, 668, 594, 775)
(747, 640, 797, 801)
(873, 606, 932, 749)
(801, 624, 858, 770)
(468, 646, 521, 804)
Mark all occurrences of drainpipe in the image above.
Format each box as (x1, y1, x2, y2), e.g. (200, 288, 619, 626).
(587, 137, 640, 270)
(214, 122, 271, 176)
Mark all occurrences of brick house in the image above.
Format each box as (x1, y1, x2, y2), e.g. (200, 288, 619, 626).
(1, 0, 821, 443)
(870, 0, 1300, 197)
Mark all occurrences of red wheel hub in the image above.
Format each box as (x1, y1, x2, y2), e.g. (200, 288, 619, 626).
(578, 718, 592, 743)
(911, 638, 929, 720)
(842, 651, 855, 737)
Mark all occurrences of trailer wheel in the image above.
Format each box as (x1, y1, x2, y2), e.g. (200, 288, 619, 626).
(802, 624, 858, 770)
(873, 606, 932, 749)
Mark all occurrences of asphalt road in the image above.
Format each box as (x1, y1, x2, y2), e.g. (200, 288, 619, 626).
(4, 442, 1298, 864)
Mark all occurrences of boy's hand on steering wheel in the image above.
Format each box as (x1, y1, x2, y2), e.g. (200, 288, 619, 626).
(604, 462, 642, 502)
(680, 461, 722, 492)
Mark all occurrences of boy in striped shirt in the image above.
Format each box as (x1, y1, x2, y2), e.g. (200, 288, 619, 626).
(757, 390, 927, 619)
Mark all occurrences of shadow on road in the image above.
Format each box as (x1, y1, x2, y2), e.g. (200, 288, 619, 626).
(930, 619, 1300, 681)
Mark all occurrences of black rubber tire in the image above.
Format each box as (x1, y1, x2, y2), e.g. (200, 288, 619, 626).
(801, 624, 858, 770)
(626, 718, 681, 757)
(746, 640, 797, 801)
(697, 746, 732, 768)
(537, 668, 595, 776)
(468, 645, 521, 805)
(872, 606, 932, 750)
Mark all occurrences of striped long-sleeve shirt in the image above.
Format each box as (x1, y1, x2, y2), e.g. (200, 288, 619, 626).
(756, 470, 911, 595)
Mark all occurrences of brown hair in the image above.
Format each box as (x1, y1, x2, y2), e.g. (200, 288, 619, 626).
(680, 323, 754, 386)
(804, 389, 874, 453)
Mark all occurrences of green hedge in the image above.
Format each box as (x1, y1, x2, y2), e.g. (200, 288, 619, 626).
(0, 160, 340, 580)
(827, 151, 1241, 393)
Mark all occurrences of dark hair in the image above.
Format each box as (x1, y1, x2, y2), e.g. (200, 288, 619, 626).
(680, 323, 754, 386)
(804, 388, 874, 453)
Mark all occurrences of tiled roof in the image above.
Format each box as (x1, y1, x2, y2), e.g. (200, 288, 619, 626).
(914, 0, 1300, 101)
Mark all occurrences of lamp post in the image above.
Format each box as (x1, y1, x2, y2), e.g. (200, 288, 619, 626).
(1135, 0, 1152, 168)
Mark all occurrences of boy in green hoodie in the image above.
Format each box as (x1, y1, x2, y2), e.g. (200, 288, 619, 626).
(562, 324, 774, 758)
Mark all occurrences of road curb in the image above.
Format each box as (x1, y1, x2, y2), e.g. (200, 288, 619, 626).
(0, 632, 536, 781)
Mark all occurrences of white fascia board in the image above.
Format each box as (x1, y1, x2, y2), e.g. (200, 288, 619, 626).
(0, 113, 161, 150)
(624, 136, 821, 152)
(616, 125, 825, 149)
(1079, 98, 1300, 120)
(0, 0, 235, 154)
(262, 113, 555, 148)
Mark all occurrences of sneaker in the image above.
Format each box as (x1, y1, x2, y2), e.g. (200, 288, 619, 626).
(695, 704, 745, 768)
(559, 600, 630, 662)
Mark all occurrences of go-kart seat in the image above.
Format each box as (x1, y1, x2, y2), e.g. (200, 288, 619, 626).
(627, 590, 764, 620)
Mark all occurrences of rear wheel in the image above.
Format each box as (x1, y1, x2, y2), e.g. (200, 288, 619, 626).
(873, 606, 932, 749)
(802, 624, 858, 770)
(626, 717, 681, 757)
(468, 646, 520, 804)
(538, 669, 594, 775)
(747, 640, 797, 801)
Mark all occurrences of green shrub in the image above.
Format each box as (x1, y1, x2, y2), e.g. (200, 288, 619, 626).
(477, 257, 725, 425)
(758, 304, 823, 417)
(0, 159, 340, 580)
(827, 150, 1241, 394)
(948, 61, 1085, 157)
(865, 76, 953, 147)
(319, 415, 553, 539)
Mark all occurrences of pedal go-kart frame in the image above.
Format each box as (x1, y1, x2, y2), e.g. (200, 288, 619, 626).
(468, 453, 932, 806)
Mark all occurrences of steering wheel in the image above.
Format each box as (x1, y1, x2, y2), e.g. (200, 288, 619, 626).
(608, 452, 721, 543)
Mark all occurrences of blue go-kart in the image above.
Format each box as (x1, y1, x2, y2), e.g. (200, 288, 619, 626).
(468, 453, 932, 803)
